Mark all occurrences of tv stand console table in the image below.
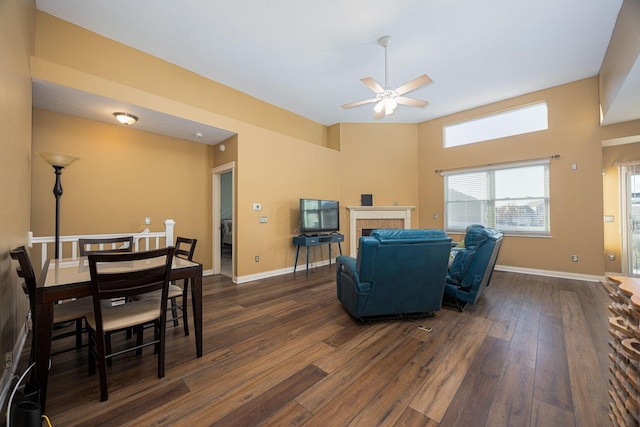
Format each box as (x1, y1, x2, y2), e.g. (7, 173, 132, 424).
(293, 233, 344, 277)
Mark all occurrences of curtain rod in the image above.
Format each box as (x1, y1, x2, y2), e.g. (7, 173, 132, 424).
(434, 154, 560, 174)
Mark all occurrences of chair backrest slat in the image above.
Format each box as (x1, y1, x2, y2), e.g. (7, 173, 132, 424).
(175, 237, 197, 261)
(79, 236, 134, 257)
(88, 247, 174, 299)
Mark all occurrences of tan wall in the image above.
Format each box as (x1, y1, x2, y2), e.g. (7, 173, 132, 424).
(0, 0, 34, 387)
(214, 135, 238, 168)
(418, 78, 607, 276)
(338, 123, 421, 251)
(237, 128, 341, 275)
(31, 109, 213, 269)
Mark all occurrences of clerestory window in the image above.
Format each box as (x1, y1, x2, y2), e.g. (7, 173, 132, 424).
(444, 102, 548, 148)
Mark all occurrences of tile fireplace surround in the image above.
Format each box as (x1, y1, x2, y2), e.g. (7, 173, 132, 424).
(346, 206, 415, 256)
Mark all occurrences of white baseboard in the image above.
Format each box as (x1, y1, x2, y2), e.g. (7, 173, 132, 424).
(233, 262, 606, 285)
(0, 321, 29, 412)
(494, 264, 605, 283)
(236, 260, 333, 284)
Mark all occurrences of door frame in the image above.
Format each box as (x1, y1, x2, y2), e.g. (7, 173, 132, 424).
(620, 164, 638, 277)
(212, 161, 235, 278)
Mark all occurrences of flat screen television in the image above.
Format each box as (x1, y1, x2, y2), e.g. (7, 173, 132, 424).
(299, 198, 340, 234)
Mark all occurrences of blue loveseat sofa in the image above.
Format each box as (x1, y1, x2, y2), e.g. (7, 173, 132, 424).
(335, 229, 452, 321)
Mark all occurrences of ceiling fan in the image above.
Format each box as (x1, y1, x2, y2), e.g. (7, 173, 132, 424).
(341, 36, 432, 119)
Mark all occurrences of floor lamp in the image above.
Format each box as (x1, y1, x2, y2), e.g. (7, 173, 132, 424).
(38, 152, 79, 260)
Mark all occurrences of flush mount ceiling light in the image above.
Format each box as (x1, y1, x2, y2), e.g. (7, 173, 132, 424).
(113, 112, 138, 126)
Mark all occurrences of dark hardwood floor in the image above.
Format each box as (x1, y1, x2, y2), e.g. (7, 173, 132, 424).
(23, 267, 611, 426)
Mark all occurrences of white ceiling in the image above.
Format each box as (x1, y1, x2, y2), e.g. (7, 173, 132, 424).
(34, 0, 630, 144)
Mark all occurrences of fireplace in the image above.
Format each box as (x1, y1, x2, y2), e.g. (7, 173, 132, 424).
(361, 228, 374, 237)
(346, 206, 415, 256)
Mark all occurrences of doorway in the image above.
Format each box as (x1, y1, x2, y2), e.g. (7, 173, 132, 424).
(213, 162, 235, 278)
(620, 163, 640, 276)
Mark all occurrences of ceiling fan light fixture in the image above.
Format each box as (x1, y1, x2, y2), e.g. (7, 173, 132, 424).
(113, 112, 138, 126)
(385, 99, 398, 115)
(374, 101, 385, 113)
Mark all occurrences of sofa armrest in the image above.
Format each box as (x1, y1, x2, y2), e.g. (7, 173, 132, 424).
(337, 255, 356, 272)
(337, 255, 358, 282)
(336, 255, 370, 293)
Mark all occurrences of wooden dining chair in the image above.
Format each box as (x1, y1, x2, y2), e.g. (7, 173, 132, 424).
(86, 247, 175, 401)
(78, 236, 134, 256)
(168, 237, 197, 336)
(131, 236, 197, 336)
(80, 236, 135, 313)
(10, 246, 94, 362)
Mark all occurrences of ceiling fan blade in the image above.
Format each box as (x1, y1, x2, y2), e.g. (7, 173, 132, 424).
(395, 74, 432, 95)
(361, 77, 384, 94)
(373, 107, 386, 120)
(396, 97, 429, 108)
(341, 98, 378, 109)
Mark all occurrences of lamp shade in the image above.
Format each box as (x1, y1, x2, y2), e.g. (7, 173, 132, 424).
(37, 152, 79, 168)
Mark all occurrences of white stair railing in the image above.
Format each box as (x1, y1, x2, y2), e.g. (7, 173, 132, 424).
(28, 219, 175, 268)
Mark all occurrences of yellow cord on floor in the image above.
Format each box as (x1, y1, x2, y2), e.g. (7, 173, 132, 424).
(43, 414, 53, 427)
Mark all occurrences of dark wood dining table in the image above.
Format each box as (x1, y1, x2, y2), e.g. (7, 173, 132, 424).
(32, 256, 203, 411)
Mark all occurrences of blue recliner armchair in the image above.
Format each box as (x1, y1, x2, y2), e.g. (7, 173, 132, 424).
(336, 229, 452, 321)
(444, 225, 503, 311)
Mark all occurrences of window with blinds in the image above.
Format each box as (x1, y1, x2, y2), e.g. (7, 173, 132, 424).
(444, 160, 550, 235)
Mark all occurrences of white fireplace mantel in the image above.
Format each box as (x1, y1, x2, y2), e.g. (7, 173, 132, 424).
(346, 206, 415, 256)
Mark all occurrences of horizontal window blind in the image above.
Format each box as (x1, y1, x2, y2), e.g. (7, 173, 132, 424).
(444, 161, 550, 235)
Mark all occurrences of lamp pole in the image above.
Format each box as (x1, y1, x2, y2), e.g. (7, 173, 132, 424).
(38, 152, 78, 260)
(52, 165, 64, 260)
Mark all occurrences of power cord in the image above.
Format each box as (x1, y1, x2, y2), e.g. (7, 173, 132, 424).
(5, 362, 35, 426)
(5, 362, 53, 426)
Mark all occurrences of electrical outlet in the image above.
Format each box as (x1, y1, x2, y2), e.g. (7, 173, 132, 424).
(5, 352, 12, 369)
(259, 216, 268, 223)
(571, 255, 579, 262)
(255, 256, 259, 262)
(145, 217, 151, 225)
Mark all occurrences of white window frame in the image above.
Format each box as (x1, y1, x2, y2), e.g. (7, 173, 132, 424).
(443, 160, 550, 235)
(444, 102, 548, 148)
